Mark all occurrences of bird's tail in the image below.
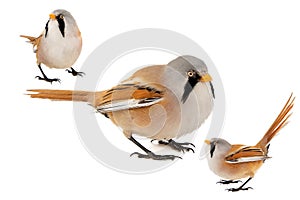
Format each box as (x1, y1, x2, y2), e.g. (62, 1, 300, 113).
(20, 35, 38, 45)
(20, 35, 42, 53)
(256, 93, 295, 148)
(26, 89, 102, 107)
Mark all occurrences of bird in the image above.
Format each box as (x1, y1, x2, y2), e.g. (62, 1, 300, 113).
(205, 93, 294, 192)
(26, 55, 215, 160)
(20, 9, 84, 83)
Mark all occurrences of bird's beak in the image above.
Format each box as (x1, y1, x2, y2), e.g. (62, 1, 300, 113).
(49, 13, 56, 20)
(204, 139, 211, 145)
(200, 73, 212, 83)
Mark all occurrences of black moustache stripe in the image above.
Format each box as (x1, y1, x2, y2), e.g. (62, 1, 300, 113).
(210, 142, 216, 158)
(56, 15, 65, 37)
(181, 75, 199, 103)
(209, 81, 215, 99)
(45, 20, 50, 38)
(181, 81, 194, 103)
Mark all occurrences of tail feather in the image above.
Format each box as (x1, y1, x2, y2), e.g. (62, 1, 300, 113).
(256, 93, 295, 148)
(20, 34, 42, 53)
(26, 89, 101, 107)
(20, 35, 37, 43)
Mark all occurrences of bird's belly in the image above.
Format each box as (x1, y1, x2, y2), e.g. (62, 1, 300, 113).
(111, 103, 181, 140)
(38, 36, 82, 69)
(177, 85, 214, 137)
(110, 85, 213, 140)
(208, 158, 263, 180)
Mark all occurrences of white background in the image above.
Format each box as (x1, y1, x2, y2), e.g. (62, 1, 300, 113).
(1, 0, 300, 199)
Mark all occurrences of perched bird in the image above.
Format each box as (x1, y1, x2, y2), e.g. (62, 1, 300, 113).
(21, 9, 84, 83)
(205, 93, 294, 191)
(27, 55, 215, 160)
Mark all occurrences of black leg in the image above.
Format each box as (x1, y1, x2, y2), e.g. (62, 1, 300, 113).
(151, 139, 195, 153)
(36, 64, 60, 83)
(129, 136, 182, 161)
(217, 180, 242, 185)
(226, 178, 253, 192)
(66, 67, 85, 77)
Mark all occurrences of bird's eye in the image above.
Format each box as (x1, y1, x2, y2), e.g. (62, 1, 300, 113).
(59, 15, 64, 19)
(187, 71, 194, 77)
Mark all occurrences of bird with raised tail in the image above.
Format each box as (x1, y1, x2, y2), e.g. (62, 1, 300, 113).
(21, 9, 84, 83)
(27, 55, 215, 160)
(205, 93, 294, 191)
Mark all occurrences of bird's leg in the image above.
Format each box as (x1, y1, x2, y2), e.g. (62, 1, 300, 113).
(152, 139, 195, 153)
(129, 136, 182, 161)
(36, 64, 61, 83)
(226, 178, 253, 192)
(66, 67, 85, 77)
(217, 180, 242, 184)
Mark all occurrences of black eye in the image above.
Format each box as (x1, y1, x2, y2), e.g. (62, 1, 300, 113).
(187, 70, 194, 77)
(59, 15, 64, 19)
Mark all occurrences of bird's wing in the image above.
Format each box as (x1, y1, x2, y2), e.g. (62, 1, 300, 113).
(96, 82, 164, 113)
(225, 145, 270, 163)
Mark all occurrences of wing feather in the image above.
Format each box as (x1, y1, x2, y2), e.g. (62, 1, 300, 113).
(96, 83, 164, 113)
(225, 145, 270, 164)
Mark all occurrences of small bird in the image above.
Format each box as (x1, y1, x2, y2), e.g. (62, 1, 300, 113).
(27, 55, 215, 160)
(21, 9, 84, 83)
(205, 93, 294, 192)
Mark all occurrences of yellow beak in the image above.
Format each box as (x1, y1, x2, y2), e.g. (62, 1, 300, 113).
(200, 73, 212, 83)
(204, 139, 211, 144)
(49, 13, 56, 20)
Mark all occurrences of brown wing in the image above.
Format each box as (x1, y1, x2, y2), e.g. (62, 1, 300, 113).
(96, 83, 165, 113)
(225, 145, 269, 163)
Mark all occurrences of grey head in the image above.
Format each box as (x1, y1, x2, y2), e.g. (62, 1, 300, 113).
(207, 138, 231, 158)
(168, 55, 209, 74)
(46, 9, 79, 38)
(167, 55, 215, 103)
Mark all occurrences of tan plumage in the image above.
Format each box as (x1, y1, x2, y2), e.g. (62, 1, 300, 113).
(256, 94, 293, 149)
(27, 83, 163, 108)
(27, 55, 215, 160)
(27, 89, 97, 104)
(205, 93, 294, 191)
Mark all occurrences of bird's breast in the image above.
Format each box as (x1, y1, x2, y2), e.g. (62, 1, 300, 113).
(176, 83, 214, 137)
(37, 30, 82, 69)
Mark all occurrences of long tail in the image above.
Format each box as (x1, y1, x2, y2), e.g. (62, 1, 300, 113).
(26, 89, 102, 107)
(256, 93, 295, 148)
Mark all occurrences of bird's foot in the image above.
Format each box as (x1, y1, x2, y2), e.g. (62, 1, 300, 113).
(130, 151, 182, 161)
(35, 76, 61, 84)
(152, 139, 195, 153)
(226, 186, 253, 192)
(217, 180, 242, 185)
(66, 67, 85, 77)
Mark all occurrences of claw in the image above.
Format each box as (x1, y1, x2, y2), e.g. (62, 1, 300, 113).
(167, 140, 195, 153)
(226, 187, 253, 192)
(130, 151, 182, 160)
(151, 139, 195, 153)
(217, 180, 242, 185)
(35, 76, 61, 83)
(224, 177, 253, 192)
(66, 67, 85, 77)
